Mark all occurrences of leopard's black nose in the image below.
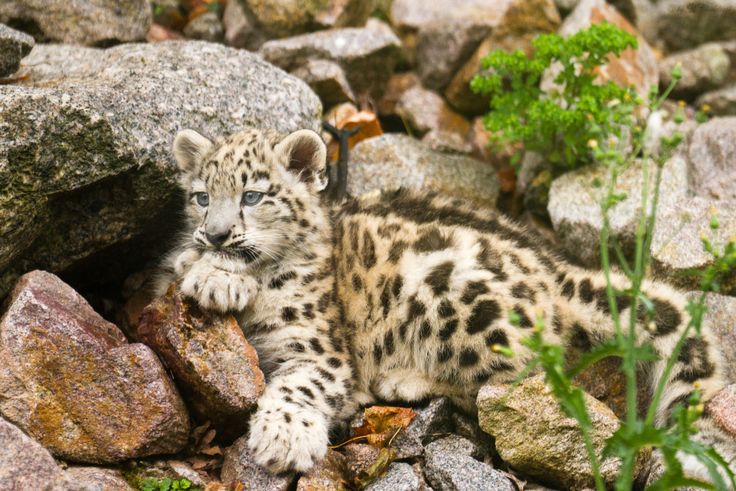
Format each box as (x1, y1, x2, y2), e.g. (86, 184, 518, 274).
(206, 230, 230, 247)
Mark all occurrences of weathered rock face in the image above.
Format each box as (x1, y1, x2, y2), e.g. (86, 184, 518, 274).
(477, 375, 646, 489)
(697, 84, 736, 116)
(557, 0, 658, 99)
(137, 287, 265, 433)
(651, 197, 736, 294)
(348, 134, 499, 207)
(246, 0, 376, 38)
(395, 85, 472, 154)
(415, 19, 492, 92)
(0, 0, 151, 46)
(183, 12, 224, 43)
(0, 41, 321, 298)
(655, 0, 736, 52)
(659, 43, 731, 99)
(0, 416, 65, 489)
(292, 58, 356, 108)
(548, 156, 689, 267)
(0, 271, 190, 464)
(223, 0, 268, 50)
(260, 21, 402, 99)
(221, 435, 295, 490)
(443, 0, 561, 115)
(0, 23, 33, 77)
(688, 117, 736, 201)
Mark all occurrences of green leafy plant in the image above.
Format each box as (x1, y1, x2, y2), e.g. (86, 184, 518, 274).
(479, 22, 736, 490)
(139, 477, 199, 491)
(470, 22, 639, 172)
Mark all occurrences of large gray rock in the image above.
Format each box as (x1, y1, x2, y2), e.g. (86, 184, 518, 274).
(659, 43, 731, 98)
(423, 437, 514, 491)
(687, 117, 736, 202)
(292, 58, 355, 108)
(221, 435, 295, 490)
(655, 0, 736, 52)
(348, 134, 500, 207)
(260, 21, 402, 99)
(548, 155, 689, 267)
(477, 375, 646, 489)
(0, 0, 151, 46)
(0, 417, 65, 489)
(651, 197, 736, 294)
(0, 23, 33, 77)
(697, 84, 736, 116)
(0, 41, 321, 297)
(0, 270, 190, 463)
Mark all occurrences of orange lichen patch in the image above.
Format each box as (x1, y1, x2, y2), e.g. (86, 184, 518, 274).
(588, 5, 658, 97)
(0, 271, 189, 464)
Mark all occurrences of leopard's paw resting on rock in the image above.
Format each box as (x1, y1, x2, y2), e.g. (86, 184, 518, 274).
(247, 396, 329, 473)
(180, 261, 253, 313)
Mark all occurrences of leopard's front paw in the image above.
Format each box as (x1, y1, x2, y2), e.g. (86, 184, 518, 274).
(247, 402, 329, 473)
(180, 262, 253, 313)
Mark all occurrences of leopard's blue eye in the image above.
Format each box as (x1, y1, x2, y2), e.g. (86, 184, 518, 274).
(194, 192, 209, 207)
(242, 191, 264, 206)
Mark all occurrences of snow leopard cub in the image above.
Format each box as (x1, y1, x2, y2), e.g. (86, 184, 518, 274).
(157, 126, 732, 479)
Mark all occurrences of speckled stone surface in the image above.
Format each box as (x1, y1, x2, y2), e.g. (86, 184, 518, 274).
(548, 155, 689, 267)
(0, 23, 33, 77)
(0, 271, 190, 463)
(348, 134, 499, 207)
(260, 20, 401, 98)
(364, 463, 422, 491)
(688, 117, 736, 201)
(0, 41, 321, 297)
(0, 0, 151, 46)
(0, 417, 65, 488)
(651, 197, 736, 294)
(62, 467, 135, 491)
(221, 436, 295, 490)
(424, 441, 514, 491)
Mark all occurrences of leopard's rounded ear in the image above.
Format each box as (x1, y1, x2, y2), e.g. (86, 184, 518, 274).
(173, 129, 213, 173)
(274, 129, 328, 192)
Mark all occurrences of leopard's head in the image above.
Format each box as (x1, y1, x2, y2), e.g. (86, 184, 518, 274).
(172, 127, 328, 272)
